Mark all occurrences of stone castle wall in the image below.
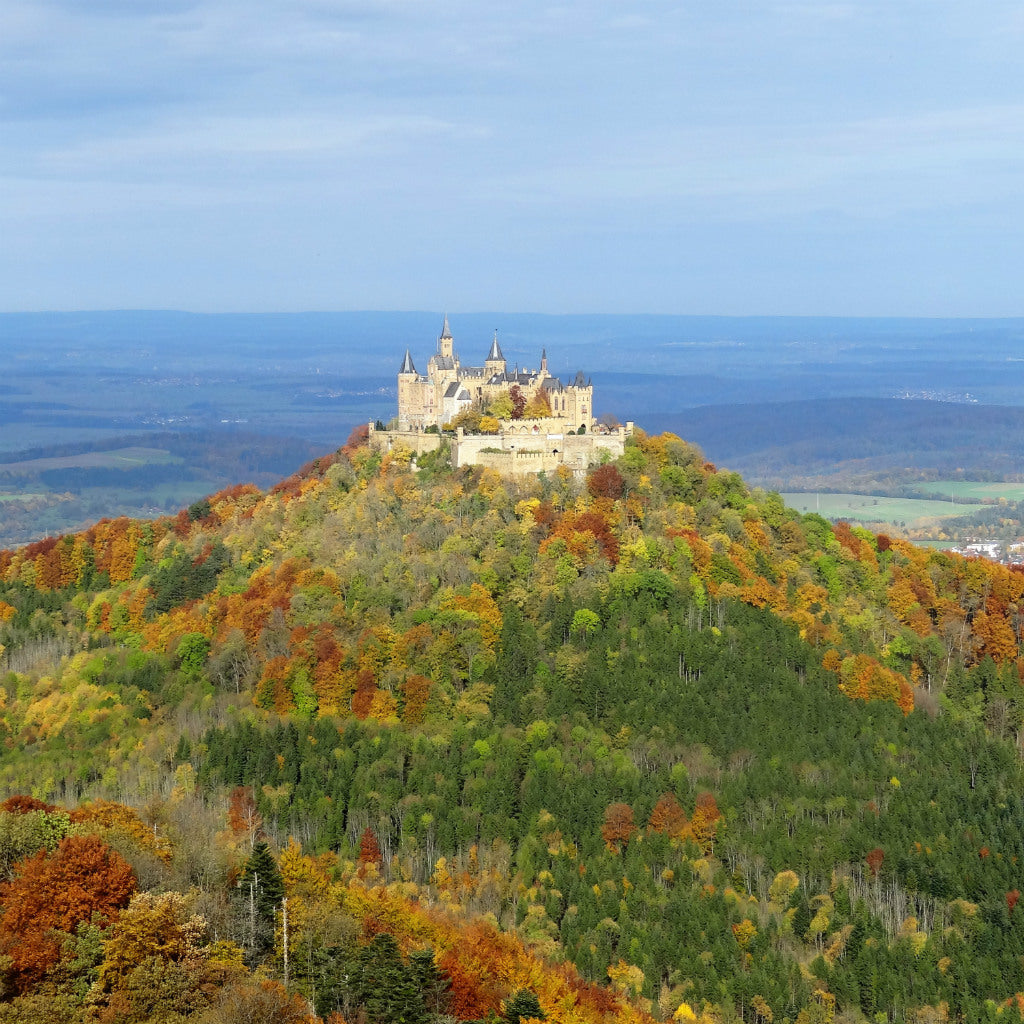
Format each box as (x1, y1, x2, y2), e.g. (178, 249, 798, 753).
(369, 422, 633, 476)
(367, 425, 445, 457)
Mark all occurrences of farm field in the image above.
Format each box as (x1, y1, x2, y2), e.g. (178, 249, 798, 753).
(0, 446, 179, 475)
(780, 492, 988, 526)
(915, 480, 1024, 501)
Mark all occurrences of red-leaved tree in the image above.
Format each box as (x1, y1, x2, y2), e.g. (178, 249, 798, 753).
(0, 834, 136, 992)
(601, 803, 636, 853)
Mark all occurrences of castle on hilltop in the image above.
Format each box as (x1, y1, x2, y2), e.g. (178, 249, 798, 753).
(395, 315, 595, 433)
(370, 317, 632, 476)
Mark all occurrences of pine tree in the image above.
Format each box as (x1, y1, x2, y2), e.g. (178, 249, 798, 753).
(236, 841, 284, 961)
(505, 988, 546, 1023)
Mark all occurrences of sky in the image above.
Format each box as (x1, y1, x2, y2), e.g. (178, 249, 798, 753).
(2, 1, 1023, 315)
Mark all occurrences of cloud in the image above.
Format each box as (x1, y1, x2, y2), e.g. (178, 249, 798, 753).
(2, 0, 1023, 312)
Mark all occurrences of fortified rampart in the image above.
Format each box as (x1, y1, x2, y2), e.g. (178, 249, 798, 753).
(368, 422, 634, 477)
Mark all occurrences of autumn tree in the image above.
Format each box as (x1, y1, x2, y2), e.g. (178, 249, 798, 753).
(358, 827, 383, 868)
(509, 385, 527, 419)
(865, 847, 885, 877)
(587, 464, 626, 500)
(198, 978, 316, 1024)
(523, 391, 551, 419)
(601, 803, 636, 853)
(95, 890, 232, 1020)
(0, 834, 136, 992)
(648, 793, 688, 838)
(689, 793, 721, 854)
(228, 786, 263, 846)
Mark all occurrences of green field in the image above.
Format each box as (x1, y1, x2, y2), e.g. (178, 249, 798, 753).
(0, 493, 46, 503)
(781, 492, 988, 526)
(0, 446, 179, 475)
(916, 480, 1024, 501)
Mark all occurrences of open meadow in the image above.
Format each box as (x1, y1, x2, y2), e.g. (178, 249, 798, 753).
(915, 480, 1024, 501)
(780, 491, 987, 527)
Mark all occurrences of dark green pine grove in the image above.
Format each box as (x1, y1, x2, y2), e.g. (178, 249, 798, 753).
(194, 593, 1024, 1020)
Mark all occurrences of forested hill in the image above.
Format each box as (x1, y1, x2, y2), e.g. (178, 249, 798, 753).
(1, 427, 1024, 1023)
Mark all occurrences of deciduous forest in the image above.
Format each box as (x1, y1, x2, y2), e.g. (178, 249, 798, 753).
(0, 427, 1023, 1023)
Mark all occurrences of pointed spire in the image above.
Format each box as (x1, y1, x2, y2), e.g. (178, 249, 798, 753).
(487, 329, 504, 362)
(440, 314, 452, 340)
(399, 349, 417, 374)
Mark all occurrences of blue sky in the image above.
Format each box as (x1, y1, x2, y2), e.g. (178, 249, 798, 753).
(2, 1, 1023, 315)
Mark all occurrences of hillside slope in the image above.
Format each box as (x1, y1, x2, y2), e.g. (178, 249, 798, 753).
(1, 428, 1024, 1022)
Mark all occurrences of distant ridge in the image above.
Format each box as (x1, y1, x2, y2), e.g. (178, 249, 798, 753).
(647, 397, 1024, 483)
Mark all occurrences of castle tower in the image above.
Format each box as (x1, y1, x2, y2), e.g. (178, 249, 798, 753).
(397, 349, 420, 429)
(566, 369, 594, 431)
(485, 330, 506, 377)
(438, 314, 455, 362)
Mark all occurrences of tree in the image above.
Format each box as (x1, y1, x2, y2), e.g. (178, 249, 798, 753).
(509, 385, 527, 419)
(97, 891, 204, 993)
(523, 391, 551, 419)
(408, 948, 450, 1017)
(487, 392, 514, 420)
(570, 608, 600, 640)
(228, 786, 263, 845)
(689, 792, 721, 854)
(865, 847, 885, 878)
(648, 793, 687, 838)
(345, 932, 428, 1023)
(176, 631, 211, 680)
(0, 834, 136, 992)
(358, 827, 383, 868)
(236, 841, 284, 961)
(587, 464, 625, 500)
(198, 978, 315, 1024)
(505, 988, 546, 1023)
(600, 803, 636, 853)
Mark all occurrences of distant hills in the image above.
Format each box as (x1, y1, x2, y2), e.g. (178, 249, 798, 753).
(648, 397, 1024, 487)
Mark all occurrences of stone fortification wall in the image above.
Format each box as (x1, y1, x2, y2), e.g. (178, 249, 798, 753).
(469, 450, 562, 475)
(367, 425, 445, 457)
(369, 422, 633, 476)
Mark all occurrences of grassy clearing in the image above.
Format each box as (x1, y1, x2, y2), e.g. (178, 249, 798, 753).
(0, 446, 179, 475)
(780, 492, 988, 526)
(915, 481, 1024, 501)
(0, 493, 46, 503)
(80, 481, 214, 506)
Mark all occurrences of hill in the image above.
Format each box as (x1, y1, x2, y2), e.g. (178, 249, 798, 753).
(1, 427, 1024, 1022)
(646, 398, 1024, 489)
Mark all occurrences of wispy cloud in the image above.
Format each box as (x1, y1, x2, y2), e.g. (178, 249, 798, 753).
(1, 0, 1022, 312)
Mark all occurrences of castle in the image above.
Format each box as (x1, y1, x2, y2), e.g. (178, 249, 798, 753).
(370, 317, 632, 476)
(395, 315, 594, 433)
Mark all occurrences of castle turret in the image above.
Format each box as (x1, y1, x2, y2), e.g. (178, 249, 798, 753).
(438, 314, 455, 362)
(485, 330, 506, 377)
(397, 348, 427, 428)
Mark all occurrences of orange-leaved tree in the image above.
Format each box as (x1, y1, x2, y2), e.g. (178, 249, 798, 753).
(601, 802, 637, 853)
(0, 833, 136, 992)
